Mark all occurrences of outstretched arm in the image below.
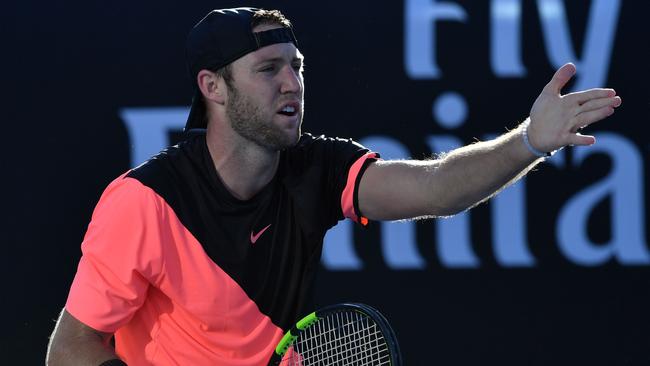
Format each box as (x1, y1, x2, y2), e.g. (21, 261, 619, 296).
(46, 309, 122, 366)
(358, 63, 622, 220)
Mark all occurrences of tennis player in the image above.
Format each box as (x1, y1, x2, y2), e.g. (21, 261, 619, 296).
(46, 7, 621, 366)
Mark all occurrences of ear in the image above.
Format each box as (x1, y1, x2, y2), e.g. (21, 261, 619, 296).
(197, 70, 226, 105)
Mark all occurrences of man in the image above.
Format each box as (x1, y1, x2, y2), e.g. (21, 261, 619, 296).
(46, 7, 621, 366)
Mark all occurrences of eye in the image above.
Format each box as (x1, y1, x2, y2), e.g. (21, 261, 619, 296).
(292, 63, 304, 72)
(260, 65, 276, 73)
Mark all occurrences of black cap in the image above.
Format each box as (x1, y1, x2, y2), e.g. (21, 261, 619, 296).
(184, 7, 298, 131)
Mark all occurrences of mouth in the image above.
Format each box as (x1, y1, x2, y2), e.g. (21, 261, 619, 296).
(277, 101, 301, 117)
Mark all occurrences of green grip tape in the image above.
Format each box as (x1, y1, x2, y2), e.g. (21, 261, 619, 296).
(275, 312, 319, 356)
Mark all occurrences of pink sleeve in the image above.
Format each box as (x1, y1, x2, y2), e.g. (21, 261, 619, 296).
(340, 152, 380, 226)
(65, 175, 164, 333)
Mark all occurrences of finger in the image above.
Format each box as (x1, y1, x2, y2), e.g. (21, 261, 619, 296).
(577, 96, 622, 114)
(571, 106, 615, 130)
(567, 133, 596, 146)
(565, 88, 617, 105)
(543, 63, 577, 95)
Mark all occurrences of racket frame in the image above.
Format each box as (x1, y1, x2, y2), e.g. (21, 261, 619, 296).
(269, 302, 402, 365)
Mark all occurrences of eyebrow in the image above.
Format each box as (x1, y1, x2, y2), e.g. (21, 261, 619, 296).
(255, 55, 304, 65)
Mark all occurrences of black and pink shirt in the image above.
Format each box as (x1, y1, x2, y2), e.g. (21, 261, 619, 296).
(66, 132, 378, 365)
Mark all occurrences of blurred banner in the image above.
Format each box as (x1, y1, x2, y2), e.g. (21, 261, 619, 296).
(5, 0, 649, 364)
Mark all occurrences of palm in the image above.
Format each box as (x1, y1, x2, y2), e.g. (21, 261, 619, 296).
(527, 63, 621, 153)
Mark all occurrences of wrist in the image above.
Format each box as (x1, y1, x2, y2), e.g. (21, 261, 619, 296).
(522, 119, 553, 158)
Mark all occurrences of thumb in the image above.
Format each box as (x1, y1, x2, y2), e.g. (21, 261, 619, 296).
(567, 133, 596, 147)
(544, 63, 576, 95)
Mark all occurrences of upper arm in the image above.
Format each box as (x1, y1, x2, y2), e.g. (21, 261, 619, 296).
(357, 159, 456, 221)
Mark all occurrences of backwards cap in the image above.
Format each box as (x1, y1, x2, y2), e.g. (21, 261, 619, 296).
(184, 7, 298, 131)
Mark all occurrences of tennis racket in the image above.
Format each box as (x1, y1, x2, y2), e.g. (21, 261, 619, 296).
(268, 303, 402, 365)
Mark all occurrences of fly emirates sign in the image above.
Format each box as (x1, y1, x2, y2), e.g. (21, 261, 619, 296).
(121, 0, 648, 270)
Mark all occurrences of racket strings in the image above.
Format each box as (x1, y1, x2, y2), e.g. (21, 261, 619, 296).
(294, 316, 379, 350)
(299, 327, 388, 365)
(281, 311, 391, 365)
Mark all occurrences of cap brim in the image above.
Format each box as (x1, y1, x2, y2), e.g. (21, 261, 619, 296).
(185, 89, 206, 131)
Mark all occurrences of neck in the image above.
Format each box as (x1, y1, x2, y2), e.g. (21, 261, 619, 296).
(205, 126, 280, 201)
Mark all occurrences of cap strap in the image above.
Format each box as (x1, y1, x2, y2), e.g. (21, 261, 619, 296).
(253, 27, 298, 49)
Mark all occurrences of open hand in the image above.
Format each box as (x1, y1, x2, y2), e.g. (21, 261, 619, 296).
(527, 63, 622, 153)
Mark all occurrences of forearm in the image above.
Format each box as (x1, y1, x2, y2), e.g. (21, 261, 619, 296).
(47, 336, 118, 366)
(426, 122, 542, 215)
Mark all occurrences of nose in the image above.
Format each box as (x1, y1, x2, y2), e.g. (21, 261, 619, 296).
(280, 65, 302, 94)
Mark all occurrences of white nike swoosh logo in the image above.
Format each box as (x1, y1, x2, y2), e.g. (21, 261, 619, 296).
(250, 224, 272, 244)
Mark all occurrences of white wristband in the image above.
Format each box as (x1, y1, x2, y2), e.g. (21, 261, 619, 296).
(522, 120, 551, 158)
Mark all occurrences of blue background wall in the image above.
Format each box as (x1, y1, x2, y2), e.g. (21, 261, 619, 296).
(4, 0, 649, 364)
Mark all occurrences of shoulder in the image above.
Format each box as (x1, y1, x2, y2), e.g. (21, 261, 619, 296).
(279, 133, 375, 189)
(293, 133, 367, 149)
(91, 173, 163, 222)
(125, 133, 207, 197)
(287, 133, 369, 162)
(128, 133, 204, 181)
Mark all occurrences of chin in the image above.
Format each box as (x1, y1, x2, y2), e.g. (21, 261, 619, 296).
(278, 131, 301, 150)
(281, 122, 302, 146)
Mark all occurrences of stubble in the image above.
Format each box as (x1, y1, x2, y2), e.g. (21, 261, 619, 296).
(226, 85, 302, 150)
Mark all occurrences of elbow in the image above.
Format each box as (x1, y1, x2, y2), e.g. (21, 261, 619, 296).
(427, 202, 468, 217)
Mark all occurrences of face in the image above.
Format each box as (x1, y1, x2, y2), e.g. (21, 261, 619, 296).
(225, 25, 305, 151)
